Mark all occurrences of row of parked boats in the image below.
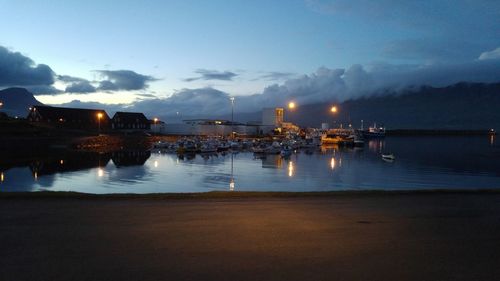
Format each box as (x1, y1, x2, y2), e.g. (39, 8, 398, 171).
(151, 126, 385, 157)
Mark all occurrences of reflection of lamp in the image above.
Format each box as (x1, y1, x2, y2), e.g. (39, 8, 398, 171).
(330, 157, 335, 170)
(229, 153, 235, 191)
(1, 172, 4, 182)
(288, 161, 294, 177)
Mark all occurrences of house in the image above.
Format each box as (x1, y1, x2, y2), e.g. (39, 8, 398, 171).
(27, 105, 110, 130)
(111, 112, 150, 131)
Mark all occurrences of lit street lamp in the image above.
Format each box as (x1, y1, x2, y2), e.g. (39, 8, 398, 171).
(288, 101, 296, 110)
(97, 112, 103, 134)
(330, 105, 338, 128)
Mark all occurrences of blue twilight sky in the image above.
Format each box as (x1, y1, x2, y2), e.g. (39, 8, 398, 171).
(0, 0, 499, 117)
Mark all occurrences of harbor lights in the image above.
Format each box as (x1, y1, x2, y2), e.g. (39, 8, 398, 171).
(97, 112, 103, 134)
(230, 97, 235, 139)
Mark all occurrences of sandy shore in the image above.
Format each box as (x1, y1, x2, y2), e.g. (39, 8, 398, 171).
(1, 192, 499, 281)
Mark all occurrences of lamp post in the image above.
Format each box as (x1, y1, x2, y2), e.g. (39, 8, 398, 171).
(153, 117, 158, 134)
(97, 112, 103, 134)
(230, 97, 235, 139)
(330, 105, 338, 129)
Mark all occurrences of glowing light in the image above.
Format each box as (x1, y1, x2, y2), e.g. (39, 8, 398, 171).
(34, 172, 38, 180)
(153, 118, 158, 123)
(288, 101, 296, 110)
(154, 160, 158, 168)
(0, 102, 3, 107)
(1, 172, 4, 182)
(98, 168, 104, 177)
(288, 161, 294, 177)
(330, 157, 336, 170)
(59, 118, 64, 122)
(60, 160, 64, 165)
(330, 106, 337, 113)
(97, 112, 103, 119)
(229, 178, 235, 191)
(491, 135, 495, 146)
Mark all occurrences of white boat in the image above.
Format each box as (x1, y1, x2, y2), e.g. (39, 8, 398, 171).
(381, 153, 395, 161)
(363, 123, 386, 138)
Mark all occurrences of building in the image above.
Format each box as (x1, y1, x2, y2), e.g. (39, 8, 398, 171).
(161, 119, 272, 136)
(111, 112, 150, 131)
(27, 105, 110, 130)
(262, 107, 284, 127)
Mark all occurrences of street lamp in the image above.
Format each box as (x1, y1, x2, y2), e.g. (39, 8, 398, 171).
(97, 112, 103, 134)
(288, 101, 296, 110)
(230, 97, 235, 139)
(330, 105, 338, 129)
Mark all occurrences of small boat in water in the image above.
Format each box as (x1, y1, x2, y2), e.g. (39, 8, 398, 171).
(381, 153, 395, 161)
(280, 145, 293, 158)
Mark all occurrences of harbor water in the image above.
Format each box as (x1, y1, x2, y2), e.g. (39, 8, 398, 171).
(1, 136, 499, 193)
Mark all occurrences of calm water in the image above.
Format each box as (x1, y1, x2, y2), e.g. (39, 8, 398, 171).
(1, 136, 499, 193)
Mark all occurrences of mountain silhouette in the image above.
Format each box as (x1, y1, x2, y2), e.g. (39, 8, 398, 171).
(0, 87, 43, 117)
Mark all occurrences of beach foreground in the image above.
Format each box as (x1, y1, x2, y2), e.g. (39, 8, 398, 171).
(1, 192, 499, 281)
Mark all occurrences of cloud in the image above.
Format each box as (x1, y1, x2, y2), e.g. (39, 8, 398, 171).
(0, 46, 55, 87)
(56, 75, 88, 83)
(65, 81, 96, 93)
(253, 71, 297, 81)
(184, 69, 238, 82)
(55, 58, 500, 121)
(479, 47, 500, 60)
(55, 100, 126, 115)
(24, 85, 62, 95)
(96, 70, 157, 91)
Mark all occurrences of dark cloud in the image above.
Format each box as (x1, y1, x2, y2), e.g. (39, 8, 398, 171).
(56, 75, 87, 83)
(253, 71, 297, 81)
(96, 70, 157, 91)
(131, 88, 231, 117)
(24, 85, 62, 95)
(0, 46, 55, 87)
(184, 69, 238, 82)
(65, 81, 96, 93)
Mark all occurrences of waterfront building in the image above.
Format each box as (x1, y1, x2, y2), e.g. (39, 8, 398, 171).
(262, 107, 284, 127)
(27, 105, 110, 130)
(111, 112, 150, 131)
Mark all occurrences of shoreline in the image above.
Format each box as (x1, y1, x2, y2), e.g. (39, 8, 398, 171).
(2, 189, 500, 200)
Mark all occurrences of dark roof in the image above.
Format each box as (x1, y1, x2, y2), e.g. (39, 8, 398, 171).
(31, 105, 110, 121)
(112, 112, 149, 123)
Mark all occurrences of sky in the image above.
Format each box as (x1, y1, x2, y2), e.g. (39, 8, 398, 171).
(0, 0, 499, 119)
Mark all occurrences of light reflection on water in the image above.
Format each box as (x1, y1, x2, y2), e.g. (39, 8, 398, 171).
(0, 136, 499, 193)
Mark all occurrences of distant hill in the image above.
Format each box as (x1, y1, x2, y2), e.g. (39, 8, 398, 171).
(0, 88, 43, 118)
(286, 82, 500, 130)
